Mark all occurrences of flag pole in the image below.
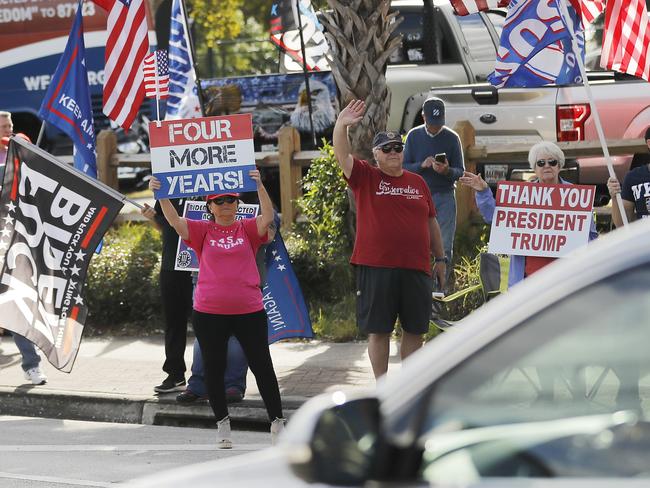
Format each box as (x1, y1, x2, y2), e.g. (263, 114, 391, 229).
(556, 0, 629, 226)
(153, 52, 162, 127)
(36, 121, 46, 147)
(295, 0, 317, 148)
(179, 0, 206, 117)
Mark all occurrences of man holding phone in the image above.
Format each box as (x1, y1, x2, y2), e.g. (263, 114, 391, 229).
(403, 97, 464, 283)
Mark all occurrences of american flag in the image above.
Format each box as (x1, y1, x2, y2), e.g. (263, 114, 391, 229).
(451, 0, 604, 25)
(143, 50, 169, 98)
(95, 0, 149, 130)
(450, 0, 510, 16)
(581, 0, 605, 23)
(601, 0, 650, 81)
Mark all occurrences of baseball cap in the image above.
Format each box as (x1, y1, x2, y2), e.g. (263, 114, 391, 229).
(206, 193, 240, 202)
(422, 97, 445, 125)
(372, 131, 402, 148)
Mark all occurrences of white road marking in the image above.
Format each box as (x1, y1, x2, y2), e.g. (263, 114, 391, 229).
(0, 443, 269, 452)
(0, 471, 112, 487)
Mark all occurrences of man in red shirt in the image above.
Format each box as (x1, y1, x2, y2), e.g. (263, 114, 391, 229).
(333, 99, 447, 379)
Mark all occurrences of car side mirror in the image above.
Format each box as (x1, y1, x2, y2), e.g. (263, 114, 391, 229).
(289, 397, 382, 486)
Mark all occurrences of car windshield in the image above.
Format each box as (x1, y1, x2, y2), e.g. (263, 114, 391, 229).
(418, 264, 650, 481)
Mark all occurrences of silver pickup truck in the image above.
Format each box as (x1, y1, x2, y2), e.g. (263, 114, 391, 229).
(384, 0, 505, 131)
(401, 73, 650, 205)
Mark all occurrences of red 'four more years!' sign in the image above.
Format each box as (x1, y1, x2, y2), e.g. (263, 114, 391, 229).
(149, 114, 257, 199)
(488, 181, 595, 258)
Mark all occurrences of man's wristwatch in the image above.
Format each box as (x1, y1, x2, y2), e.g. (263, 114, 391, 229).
(434, 256, 448, 264)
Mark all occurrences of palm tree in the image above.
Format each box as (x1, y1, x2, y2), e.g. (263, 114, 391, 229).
(320, 0, 402, 160)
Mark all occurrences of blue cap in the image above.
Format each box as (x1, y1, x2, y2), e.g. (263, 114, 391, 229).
(423, 97, 445, 125)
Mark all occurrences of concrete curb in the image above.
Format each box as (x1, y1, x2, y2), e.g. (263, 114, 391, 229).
(0, 387, 303, 427)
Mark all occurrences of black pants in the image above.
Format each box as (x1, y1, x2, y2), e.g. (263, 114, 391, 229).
(192, 309, 283, 422)
(160, 270, 193, 379)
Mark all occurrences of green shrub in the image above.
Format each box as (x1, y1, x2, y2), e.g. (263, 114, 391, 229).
(311, 294, 362, 342)
(443, 221, 490, 320)
(84, 223, 162, 331)
(288, 141, 354, 304)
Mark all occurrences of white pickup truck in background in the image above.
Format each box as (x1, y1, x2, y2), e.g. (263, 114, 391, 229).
(383, 0, 506, 131)
(401, 72, 650, 206)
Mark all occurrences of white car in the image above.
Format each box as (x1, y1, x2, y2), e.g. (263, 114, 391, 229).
(125, 219, 650, 487)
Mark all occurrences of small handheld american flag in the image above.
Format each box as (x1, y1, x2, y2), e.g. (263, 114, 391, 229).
(143, 50, 169, 99)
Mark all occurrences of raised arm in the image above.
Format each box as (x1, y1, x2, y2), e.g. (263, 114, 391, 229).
(333, 100, 365, 179)
(139, 203, 162, 232)
(251, 169, 274, 237)
(459, 171, 495, 223)
(149, 176, 189, 240)
(607, 176, 636, 228)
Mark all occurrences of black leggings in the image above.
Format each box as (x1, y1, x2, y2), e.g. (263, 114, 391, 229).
(192, 309, 283, 422)
(160, 270, 193, 378)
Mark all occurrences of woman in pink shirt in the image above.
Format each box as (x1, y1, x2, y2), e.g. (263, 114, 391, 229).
(150, 170, 284, 449)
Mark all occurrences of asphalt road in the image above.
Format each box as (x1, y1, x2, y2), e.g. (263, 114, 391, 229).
(0, 416, 270, 487)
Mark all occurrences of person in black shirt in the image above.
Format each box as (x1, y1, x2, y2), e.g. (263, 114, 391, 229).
(142, 199, 193, 393)
(608, 127, 650, 226)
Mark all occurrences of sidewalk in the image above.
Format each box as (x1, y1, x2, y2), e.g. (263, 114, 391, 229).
(0, 336, 400, 427)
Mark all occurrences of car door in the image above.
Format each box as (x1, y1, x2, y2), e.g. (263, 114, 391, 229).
(411, 263, 650, 484)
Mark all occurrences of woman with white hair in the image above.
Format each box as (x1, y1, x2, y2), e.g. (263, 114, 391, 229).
(459, 141, 598, 287)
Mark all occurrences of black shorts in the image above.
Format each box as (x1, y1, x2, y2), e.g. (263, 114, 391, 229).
(355, 265, 433, 335)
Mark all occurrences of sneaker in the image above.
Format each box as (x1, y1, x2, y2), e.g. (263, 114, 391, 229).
(225, 387, 244, 403)
(154, 376, 186, 393)
(24, 367, 47, 385)
(270, 417, 286, 445)
(176, 389, 208, 404)
(216, 416, 232, 449)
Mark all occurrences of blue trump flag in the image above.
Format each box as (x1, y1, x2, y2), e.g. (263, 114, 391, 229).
(263, 226, 313, 343)
(488, 0, 584, 88)
(166, 0, 201, 119)
(38, 3, 97, 178)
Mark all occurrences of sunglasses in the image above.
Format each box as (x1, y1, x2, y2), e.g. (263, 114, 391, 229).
(380, 144, 404, 154)
(212, 195, 238, 205)
(536, 159, 559, 167)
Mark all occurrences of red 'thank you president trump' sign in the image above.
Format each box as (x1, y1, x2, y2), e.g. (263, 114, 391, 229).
(488, 181, 595, 258)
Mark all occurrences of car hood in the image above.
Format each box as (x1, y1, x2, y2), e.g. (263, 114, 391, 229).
(122, 448, 311, 488)
(122, 445, 650, 488)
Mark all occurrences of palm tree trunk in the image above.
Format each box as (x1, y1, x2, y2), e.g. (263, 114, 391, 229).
(321, 0, 402, 160)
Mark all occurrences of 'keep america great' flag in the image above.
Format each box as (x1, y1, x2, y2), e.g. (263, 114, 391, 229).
(0, 138, 124, 372)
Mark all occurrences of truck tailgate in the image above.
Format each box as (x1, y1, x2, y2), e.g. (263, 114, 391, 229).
(428, 85, 558, 148)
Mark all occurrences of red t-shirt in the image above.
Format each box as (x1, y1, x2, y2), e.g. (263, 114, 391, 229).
(184, 218, 268, 315)
(346, 158, 436, 274)
(524, 256, 556, 277)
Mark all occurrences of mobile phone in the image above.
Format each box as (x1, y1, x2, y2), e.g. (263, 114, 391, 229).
(434, 153, 446, 163)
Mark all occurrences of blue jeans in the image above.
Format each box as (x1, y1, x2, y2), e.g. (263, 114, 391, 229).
(187, 336, 248, 397)
(432, 190, 456, 284)
(12, 333, 41, 372)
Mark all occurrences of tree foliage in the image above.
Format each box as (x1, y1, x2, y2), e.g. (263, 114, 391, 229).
(186, 0, 245, 46)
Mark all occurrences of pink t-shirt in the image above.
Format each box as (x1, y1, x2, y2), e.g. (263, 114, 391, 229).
(184, 217, 268, 315)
